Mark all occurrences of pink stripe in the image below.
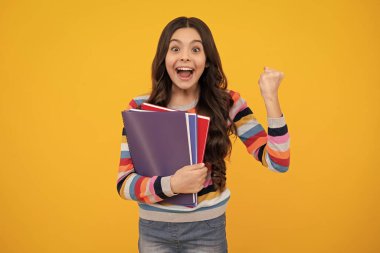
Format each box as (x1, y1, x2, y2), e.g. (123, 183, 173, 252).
(203, 169, 213, 187)
(234, 102, 247, 118)
(117, 171, 132, 184)
(230, 101, 248, 120)
(203, 177, 212, 187)
(236, 101, 247, 112)
(268, 133, 289, 144)
(149, 176, 161, 201)
(253, 149, 259, 160)
(117, 175, 125, 184)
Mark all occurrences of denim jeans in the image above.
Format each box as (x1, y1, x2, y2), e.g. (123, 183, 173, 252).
(138, 213, 228, 253)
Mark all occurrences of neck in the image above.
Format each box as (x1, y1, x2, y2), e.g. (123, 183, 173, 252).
(168, 84, 200, 107)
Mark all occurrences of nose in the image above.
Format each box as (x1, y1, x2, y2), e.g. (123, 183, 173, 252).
(180, 50, 190, 62)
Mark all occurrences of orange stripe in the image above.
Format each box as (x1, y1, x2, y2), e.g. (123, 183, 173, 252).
(118, 164, 133, 172)
(261, 149, 268, 166)
(235, 114, 257, 128)
(140, 177, 152, 204)
(266, 145, 290, 159)
(231, 91, 240, 102)
(247, 137, 267, 153)
(119, 174, 134, 199)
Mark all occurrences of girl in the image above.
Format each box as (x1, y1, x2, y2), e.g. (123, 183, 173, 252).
(117, 16, 290, 253)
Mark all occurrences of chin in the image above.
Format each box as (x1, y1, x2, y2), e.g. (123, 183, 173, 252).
(172, 82, 198, 91)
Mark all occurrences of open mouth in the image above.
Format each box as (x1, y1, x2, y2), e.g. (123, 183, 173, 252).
(176, 67, 194, 80)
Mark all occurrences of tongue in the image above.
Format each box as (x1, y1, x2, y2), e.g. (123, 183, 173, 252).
(178, 70, 192, 78)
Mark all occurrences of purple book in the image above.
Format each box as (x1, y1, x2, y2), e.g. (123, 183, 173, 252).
(121, 109, 197, 207)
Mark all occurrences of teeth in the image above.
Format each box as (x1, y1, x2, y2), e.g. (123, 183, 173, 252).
(176, 67, 193, 71)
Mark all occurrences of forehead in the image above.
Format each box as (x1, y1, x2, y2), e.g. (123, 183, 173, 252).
(169, 28, 202, 44)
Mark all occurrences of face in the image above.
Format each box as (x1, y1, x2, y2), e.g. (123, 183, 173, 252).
(165, 28, 207, 93)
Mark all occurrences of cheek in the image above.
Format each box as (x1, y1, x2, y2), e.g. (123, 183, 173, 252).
(164, 62, 171, 75)
(196, 57, 207, 70)
(196, 63, 206, 73)
(165, 57, 174, 71)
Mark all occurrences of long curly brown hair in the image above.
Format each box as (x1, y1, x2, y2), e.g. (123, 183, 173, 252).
(145, 16, 237, 192)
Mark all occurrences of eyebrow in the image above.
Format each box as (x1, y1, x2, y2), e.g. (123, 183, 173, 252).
(169, 39, 203, 44)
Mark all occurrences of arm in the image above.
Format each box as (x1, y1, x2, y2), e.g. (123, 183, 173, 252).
(116, 99, 178, 204)
(116, 127, 178, 203)
(230, 91, 290, 173)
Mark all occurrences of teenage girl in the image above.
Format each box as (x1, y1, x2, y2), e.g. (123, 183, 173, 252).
(117, 16, 290, 253)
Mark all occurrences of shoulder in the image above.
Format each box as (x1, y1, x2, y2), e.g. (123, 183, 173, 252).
(225, 88, 242, 103)
(225, 88, 246, 109)
(125, 92, 151, 110)
(225, 88, 250, 120)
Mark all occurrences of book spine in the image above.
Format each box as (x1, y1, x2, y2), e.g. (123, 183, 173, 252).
(185, 113, 193, 165)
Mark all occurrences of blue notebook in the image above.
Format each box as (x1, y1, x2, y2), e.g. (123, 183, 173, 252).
(188, 113, 198, 164)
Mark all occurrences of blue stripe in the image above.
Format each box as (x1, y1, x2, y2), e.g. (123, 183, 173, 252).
(267, 155, 289, 173)
(121, 150, 130, 158)
(129, 175, 140, 201)
(138, 196, 230, 213)
(134, 97, 149, 106)
(239, 124, 265, 141)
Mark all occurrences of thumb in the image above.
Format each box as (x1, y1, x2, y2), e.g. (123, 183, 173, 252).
(191, 163, 205, 169)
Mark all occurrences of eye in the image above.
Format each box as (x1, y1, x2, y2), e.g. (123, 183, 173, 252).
(170, 47, 179, 52)
(193, 47, 201, 52)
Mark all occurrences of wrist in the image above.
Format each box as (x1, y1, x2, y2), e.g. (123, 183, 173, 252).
(263, 95, 282, 118)
(170, 175, 178, 194)
(262, 94, 279, 102)
(161, 175, 178, 197)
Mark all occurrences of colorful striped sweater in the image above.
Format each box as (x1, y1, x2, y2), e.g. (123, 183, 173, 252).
(116, 89, 290, 222)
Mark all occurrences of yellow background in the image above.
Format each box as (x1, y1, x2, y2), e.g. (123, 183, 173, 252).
(1, 0, 379, 252)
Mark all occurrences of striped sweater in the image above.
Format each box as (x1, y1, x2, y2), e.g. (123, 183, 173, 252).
(116, 89, 290, 222)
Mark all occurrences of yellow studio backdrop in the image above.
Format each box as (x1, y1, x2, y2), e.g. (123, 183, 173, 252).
(0, 0, 379, 252)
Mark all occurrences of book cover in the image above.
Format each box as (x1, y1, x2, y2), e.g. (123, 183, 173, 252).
(121, 109, 197, 206)
(141, 102, 210, 163)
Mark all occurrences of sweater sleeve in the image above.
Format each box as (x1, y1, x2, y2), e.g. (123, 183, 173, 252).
(116, 99, 178, 204)
(229, 90, 290, 172)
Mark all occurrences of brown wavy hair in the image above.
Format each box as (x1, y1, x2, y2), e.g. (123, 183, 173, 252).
(145, 16, 237, 192)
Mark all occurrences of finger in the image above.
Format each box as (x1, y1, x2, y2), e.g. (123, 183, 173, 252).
(264, 66, 279, 72)
(264, 69, 284, 79)
(264, 66, 274, 71)
(197, 167, 207, 176)
(191, 163, 205, 169)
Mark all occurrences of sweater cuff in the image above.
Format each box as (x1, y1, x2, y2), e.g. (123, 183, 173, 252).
(161, 176, 178, 197)
(267, 114, 286, 128)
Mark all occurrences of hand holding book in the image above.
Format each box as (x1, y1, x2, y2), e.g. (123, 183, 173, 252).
(121, 103, 210, 207)
(170, 163, 207, 194)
